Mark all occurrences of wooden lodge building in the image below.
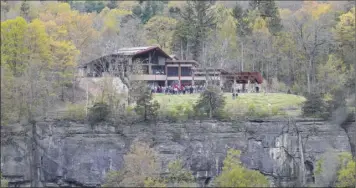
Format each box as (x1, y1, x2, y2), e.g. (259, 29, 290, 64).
(78, 46, 263, 92)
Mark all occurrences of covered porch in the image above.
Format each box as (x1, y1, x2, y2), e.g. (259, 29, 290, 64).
(221, 72, 263, 93)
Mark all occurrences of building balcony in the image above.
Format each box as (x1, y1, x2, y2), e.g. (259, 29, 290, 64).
(131, 74, 167, 81)
(194, 76, 221, 81)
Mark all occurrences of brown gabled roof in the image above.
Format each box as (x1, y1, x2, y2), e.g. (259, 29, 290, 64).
(117, 46, 172, 59)
(221, 71, 264, 84)
(79, 46, 172, 67)
(166, 59, 199, 65)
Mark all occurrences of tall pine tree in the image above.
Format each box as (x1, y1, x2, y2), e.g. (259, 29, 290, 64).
(232, 3, 252, 38)
(107, 0, 118, 9)
(174, 0, 216, 61)
(20, 1, 30, 22)
(248, 0, 282, 35)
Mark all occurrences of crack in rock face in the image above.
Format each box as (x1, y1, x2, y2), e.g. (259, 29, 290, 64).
(1, 120, 353, 187)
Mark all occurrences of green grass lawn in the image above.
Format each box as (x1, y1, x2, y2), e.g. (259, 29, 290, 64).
(153, 93, 306, 118)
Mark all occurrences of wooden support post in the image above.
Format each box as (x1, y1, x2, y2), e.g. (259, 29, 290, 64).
(192, 68, 195, 86)
(165, 65, 168, 86)
(233, 77, 236, 93)
(178, 63, 181, 86)
(148, 53, 152, 74)
(149, 64, 152, 74)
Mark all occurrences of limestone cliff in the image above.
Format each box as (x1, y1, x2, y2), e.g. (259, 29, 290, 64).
(1, 119, 355, 187)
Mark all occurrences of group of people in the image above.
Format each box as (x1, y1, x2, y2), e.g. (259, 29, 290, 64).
(150, 84, 206, 95)
(150, 83, 260, 97)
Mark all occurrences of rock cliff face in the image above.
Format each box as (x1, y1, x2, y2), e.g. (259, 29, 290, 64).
(1, 119, 355, 187)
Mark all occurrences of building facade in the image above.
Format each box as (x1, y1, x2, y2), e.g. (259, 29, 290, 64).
(78, 46, 263, 92)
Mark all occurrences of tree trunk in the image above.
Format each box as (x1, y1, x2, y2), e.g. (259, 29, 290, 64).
(71, 77, 76, 103)
(307, 67, 311, 94)
(241, 40, 244, 72)
(180, 39, 183, 60)
(186, 39, 189, 60)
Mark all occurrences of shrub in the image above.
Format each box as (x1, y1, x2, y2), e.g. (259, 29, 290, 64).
(63, 103, 86, 121)
(324, 89, 347, 119)
(271, 106, 287, 116)
(302, 92, 327, 118)
(246, 103, 256, 116)
(215, 109, 231, 121)
(88, 101, 110, 124)
(314, 151, 356, 187)
(302, 89, 349, 120)
(336, 152, 355, 187)
(135, 89, 160, 121)
(244, 104, 269, 118)
(194, 85, 226, 118)
(144, 177, 167, 187)
(165, 103, 194, 122)
(166, 159, 197, 187)
(271, 106, 280, 116)
(1, 173, 8, 188)
(123, 105, 139, 123)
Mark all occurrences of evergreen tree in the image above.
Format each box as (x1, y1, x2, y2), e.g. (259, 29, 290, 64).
(175, 0, 216, 61)
(107, 0, 118, 9)
(194, 85, 225, 118)
(232, 3, 252, 38)
(133, 1, 164, 24)
(84, 1, 105, 13)
(248, 0, 260, 11)
(20, 1, 30, 22)
(302, 92, 328, 118)
(248, 0, 283, 35)
(134, 88, 160, 121)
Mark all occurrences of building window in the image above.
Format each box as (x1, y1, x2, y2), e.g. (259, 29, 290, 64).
(151, 53, 158, 64)
(152, 65, 165, 75)
(142, 65, 149, 74)
(134, 57, 148, 64)
(181, 67, 192, 76)
(167, 67, 178, 76)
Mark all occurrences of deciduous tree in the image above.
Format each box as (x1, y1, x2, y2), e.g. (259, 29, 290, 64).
(103, 141, 161, 187)
(214, 149, 269, 187)
(166, 159, 197, 187)
(144, 16, 177, 53)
